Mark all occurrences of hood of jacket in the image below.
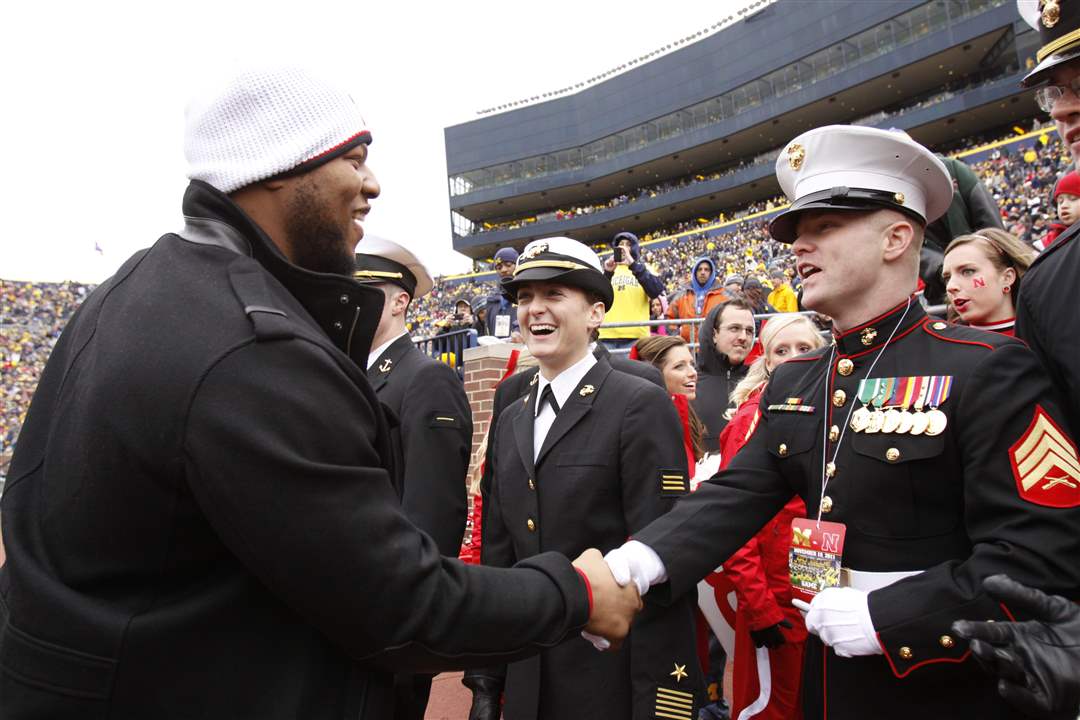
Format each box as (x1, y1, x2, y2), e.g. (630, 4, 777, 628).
(696, 302, 747, 375)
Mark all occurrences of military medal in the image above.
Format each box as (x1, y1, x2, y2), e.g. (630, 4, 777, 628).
(923, 376, 952, 436)
(896, 410, 913, 434)
(851, 378, 878, 433)
(882, 408, 902, 434)
(867, 377, 894, 434)
(909, 375, 930, 435)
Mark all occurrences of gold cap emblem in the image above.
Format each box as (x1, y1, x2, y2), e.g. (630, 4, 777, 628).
(579, 384, 595, 397)
(787, 143, 806, 171)
(521, 241, 548, 261)
(1043, 0, 1061, 27)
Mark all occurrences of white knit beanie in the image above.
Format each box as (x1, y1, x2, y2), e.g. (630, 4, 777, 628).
(184, 65, 371, 194)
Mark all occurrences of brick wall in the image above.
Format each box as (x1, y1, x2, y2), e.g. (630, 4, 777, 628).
(459, 343, 530, 549)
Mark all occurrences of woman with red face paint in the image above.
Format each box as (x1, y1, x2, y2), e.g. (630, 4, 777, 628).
(942, 229, 1034, 337)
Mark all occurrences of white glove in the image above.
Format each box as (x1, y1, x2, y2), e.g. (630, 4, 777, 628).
(581, 541, 668, 652)
(792, 587, 882, 657)
(603, 541, 667, 597)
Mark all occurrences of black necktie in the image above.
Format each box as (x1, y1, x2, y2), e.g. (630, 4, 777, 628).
(539, 385, 560, 415)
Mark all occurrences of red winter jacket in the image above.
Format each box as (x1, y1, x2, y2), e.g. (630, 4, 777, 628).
(718, 390, 808, 638)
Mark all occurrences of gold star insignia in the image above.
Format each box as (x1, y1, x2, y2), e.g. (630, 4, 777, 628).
(670, 663, 688, 682)
(579, 384, 595, 396)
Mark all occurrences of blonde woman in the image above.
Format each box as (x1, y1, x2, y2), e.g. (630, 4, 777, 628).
(720, 313, 826, 720)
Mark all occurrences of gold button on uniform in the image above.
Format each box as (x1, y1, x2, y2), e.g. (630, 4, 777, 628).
(820, 496, 833, 514)
(898, 646, 913, 660)
(825, 462, 836, 478)
(933, 322, 948, 330)
(778, 443, 788, 457)
(526, 518, 536, 532)
(939, 635, 955, 649)
(528, 478, 535, 490)
(832, 389, 847, 407)
(837, 359, 854, 376)
(886, 448, 901, 462)
(829, 425, 840, 442)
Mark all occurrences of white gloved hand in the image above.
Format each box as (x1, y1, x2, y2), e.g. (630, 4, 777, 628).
(603, 541, 667, 597)
(580, 630, 611, 651)
(792, 587, 882, 657)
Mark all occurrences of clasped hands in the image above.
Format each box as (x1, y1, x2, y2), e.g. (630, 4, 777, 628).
(571, 548, 643, 651)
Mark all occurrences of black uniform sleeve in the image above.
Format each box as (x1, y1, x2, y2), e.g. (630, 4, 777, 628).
(868, 342, 1080, 675)
(631, 383, 795, 604)
(399, 361, 471, 556)
(182, 338, 587, 672)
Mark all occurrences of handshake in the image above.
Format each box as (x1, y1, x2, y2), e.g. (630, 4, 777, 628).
(571, 548, 645, 651)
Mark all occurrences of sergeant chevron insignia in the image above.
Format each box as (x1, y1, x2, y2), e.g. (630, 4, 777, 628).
(1010, 406, 1080, 507)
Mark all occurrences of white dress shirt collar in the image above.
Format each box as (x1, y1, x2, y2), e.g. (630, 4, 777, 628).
(367, 331, 410, 370)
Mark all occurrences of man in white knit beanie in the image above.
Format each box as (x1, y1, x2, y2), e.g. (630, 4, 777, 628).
(0, 64, 639, 720)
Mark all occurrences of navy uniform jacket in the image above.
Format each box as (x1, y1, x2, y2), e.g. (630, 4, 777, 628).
(369, 333, 470, 556)
(484, 357, 704, 720)
(634, 300, 1080, 720)
(0, 181, 590, 719)
(1017, 220, 1080, 435)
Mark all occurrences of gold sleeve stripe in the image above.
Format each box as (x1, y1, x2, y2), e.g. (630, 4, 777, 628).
(661, 474, 685, 480)
(657, 687, 695, 701)
(655, 710, 693, 720)
(657, 697, 694, 710)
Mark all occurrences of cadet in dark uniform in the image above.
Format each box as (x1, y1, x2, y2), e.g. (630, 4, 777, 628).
(603, 125, 1080, 720)
(354, 237, 471, 720)
(1015, 0, 1080, 434)
(475, 237, 705, 720)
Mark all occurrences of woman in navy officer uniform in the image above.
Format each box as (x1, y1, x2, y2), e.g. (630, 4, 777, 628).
(473, 237, 705, 720)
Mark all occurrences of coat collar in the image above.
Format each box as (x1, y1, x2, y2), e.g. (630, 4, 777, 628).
(513, 357, 613, 472)
(367, 333, 415, 390)
(178, 180, 385, 367)
(833, 297, 926, 358)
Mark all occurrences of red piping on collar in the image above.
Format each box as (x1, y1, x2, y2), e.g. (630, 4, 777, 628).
(921, 319, 994, 350)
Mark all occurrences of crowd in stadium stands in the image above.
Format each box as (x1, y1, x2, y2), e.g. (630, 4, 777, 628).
(1, 281, 93, 478)
(466, 68, 1024, 238)
(0, 126, 1072, 478)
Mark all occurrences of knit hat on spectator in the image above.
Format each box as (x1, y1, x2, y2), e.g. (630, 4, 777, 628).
(185, 65, 371, 193)
(1054, 171, 1080, 200)
(494, 247, 519, 264)
(501, 236, 614, 310)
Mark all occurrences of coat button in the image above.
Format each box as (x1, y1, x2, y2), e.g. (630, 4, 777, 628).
(820, 496, 833, 514)
(829, 425, 840, 442)
(339, 294, 349, 304)
(332, 321, 344, 331)
(886, 448, 901, 462)
(825, 462, 836, 478)
(528, 478, 535, 490)
(832, 389, 847, 407)
(898, 646, 913, 660)
(933, 322, 948, 330)
(837, 359, 854, 376)
(939, 635, 955, 649)
(527, 518, 536, 532)
(778, 443, 788, 456)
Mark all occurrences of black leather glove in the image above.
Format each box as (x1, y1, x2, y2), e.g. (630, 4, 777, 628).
(952, 574, 1080, 720)
(749, 619, 792, 649)
(462, 672, 503, 720)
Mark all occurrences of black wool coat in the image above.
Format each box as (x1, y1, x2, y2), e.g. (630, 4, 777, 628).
(0, 181, 590, 720)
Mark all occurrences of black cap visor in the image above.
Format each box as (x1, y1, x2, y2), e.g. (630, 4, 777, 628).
(501, 267, 614, 310)
(769, 187, 926, 243)
(1022, 43, 1080, 88)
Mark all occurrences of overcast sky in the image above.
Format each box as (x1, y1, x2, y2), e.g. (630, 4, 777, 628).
(1, 1, 758, 284)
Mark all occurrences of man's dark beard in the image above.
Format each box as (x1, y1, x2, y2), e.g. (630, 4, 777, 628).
(284, 180, 355, 275)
